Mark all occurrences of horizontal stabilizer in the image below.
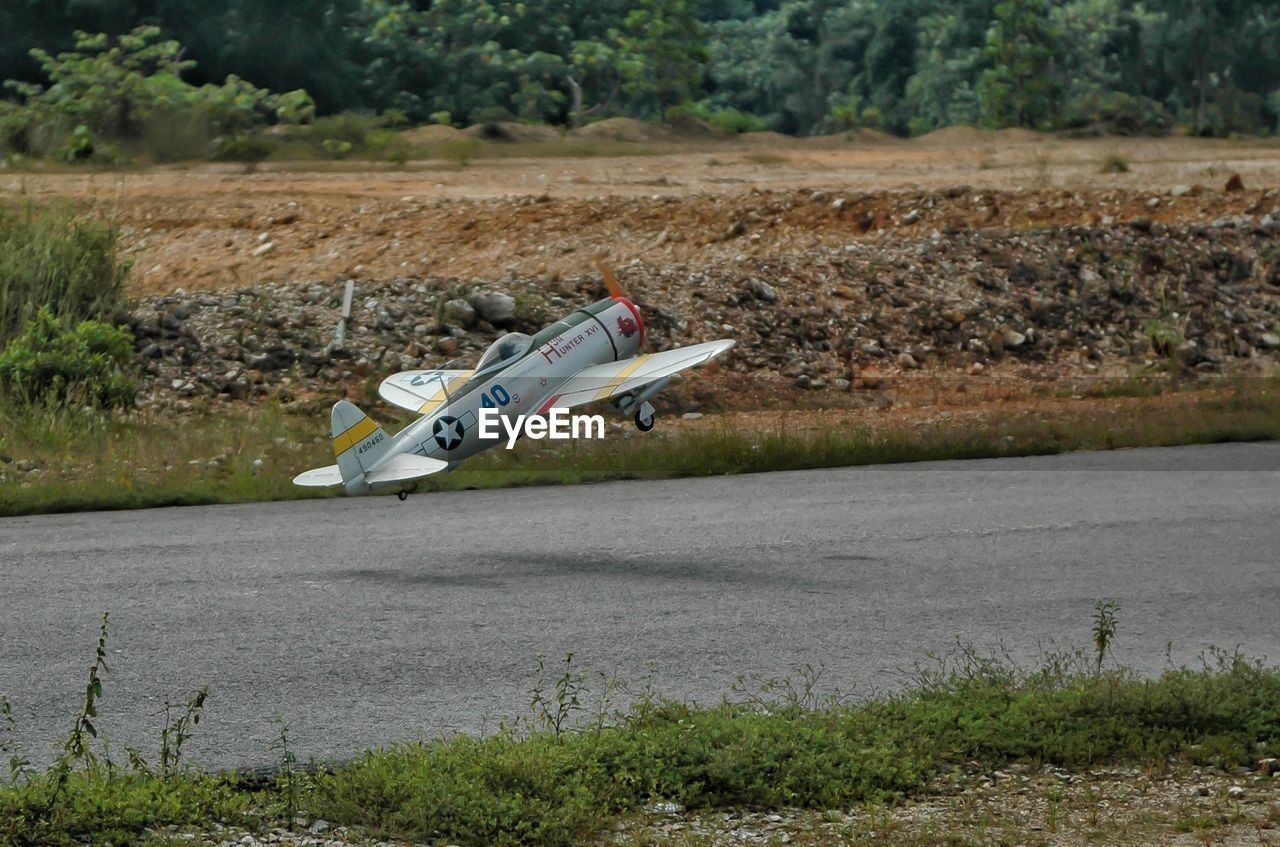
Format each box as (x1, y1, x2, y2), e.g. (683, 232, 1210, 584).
(292, 464, 344, 487)
(365, 453, 450, 485)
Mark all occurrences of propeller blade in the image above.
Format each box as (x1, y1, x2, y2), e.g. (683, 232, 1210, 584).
(595, 259, 626, 299)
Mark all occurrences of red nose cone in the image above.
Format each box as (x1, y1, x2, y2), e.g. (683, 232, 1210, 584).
(614, 295, 646, 349)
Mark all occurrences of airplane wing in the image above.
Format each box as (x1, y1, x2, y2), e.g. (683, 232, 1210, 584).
(364, 453, 450, 485)
(541, 340, 734, 411)
(378, 369, 474, 415)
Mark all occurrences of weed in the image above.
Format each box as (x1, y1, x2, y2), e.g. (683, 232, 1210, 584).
(159, 688, 208, 777)
(272, 715, 300, 822)
(0, 204, 129, 346)
(442, 137, 483, 166)
(1093, 600, 1120, 673)
(529, 653, 587, 738)
(1099, 152, 1131, 174)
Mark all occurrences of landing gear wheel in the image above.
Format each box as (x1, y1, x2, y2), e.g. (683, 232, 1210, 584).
(397, 490, 409, 501)
(634, 401, 656, 432)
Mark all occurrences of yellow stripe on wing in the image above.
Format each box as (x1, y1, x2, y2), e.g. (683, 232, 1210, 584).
(417, 373, 474, 415)
(592, 355, 650, 401)
(332, 416, 378, 456)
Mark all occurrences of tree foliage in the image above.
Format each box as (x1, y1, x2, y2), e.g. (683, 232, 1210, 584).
(2, 0, 1279, 142)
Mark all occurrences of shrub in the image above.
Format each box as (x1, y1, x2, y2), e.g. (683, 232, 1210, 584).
(0, 205, 129, 346)
(0, 307, 138, 408)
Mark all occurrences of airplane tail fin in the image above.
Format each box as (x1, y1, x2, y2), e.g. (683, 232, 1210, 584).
(331, 399, 391, 484)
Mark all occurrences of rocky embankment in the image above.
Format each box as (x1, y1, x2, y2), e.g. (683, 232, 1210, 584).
(126, 205, 1280, 410)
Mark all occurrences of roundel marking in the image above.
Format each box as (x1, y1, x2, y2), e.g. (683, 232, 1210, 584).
(433, 415, 465, 450)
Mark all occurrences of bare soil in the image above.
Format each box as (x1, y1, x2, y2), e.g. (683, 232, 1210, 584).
(2, 133, 1277, 295)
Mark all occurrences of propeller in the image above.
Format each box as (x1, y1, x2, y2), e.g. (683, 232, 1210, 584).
(595, 259, 652, 352)
(595, 258, 626, 300)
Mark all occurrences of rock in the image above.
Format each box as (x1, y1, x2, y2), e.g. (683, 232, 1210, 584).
(724, 219, 747, 239)
(1002, 329, 1028, 349)
(897, 351, 919, 369)
(645, 802, 684, 815)
(436, 336, 460, 355)
(141, 343, 162, 359)
(1224, 173, 1245, 192)
(1192, 785, 1210, 797)
(746, 278, 777, 302)
(308, 819, 330, 834)
(902, 209, 921, 225)
(681, 412, 703, 420)
(1079, 267, 1103, 286)
(1259, 758, 1279, 776)
(941, 309, 967, 326)
(1258, 332, 1280, 350)
(857, 366, 884, 388)
(252, 241, 276, 258)
(159, 312, 182, 333)
(1130, 217, 1152, 232)
(440, 298, 477, 327)
(831, 198, 846, 211)
(1227, 785, 1246, 799)
(469, 291, 517, 327)
(1171, 184, 1193, 196)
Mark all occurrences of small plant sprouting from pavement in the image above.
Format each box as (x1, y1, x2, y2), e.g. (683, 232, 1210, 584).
(159, 687, 208, 777)
(272, 714, 300, 821)
(529, 652, 586, 737)
(1093, 599, 1120, 673)
(1, 696, 31, 783)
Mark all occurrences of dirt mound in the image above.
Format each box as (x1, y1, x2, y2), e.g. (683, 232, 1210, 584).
(569, 118, 678, 143)
(994, 127, 1048, 143)
(914, 125, 994, 146)
(401, 125, 467, 144)
(463, 122, 562, 142)
(808, 128, 899, 145)
(738, 131, 795, 146)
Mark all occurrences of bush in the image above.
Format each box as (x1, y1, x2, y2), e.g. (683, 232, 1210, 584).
(0, 307, 138, 408)
(0, 205, 129, 346)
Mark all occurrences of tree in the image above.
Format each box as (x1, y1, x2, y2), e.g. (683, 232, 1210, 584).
(977, 0, 1063, 128)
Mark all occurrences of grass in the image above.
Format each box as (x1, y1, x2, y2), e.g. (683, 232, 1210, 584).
(0, 204, 128, 346)
(1, 615, 1278, 847)
(2, 377, 1278, 516)
(1099, 151, 1132, 174)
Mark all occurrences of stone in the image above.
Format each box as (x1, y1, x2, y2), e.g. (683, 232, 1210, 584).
(1226, 785, 1245, 798)
(436, 336, 460, 355)
(468, 291, 517, 327)
(897, 351, 919, 369)
(902, 209, 921, 225)
(941, 309, 967, 326)
(681, 412, 704, 420)
(252, 241, 276, 258)
(1002, 329, 1028, 349)
(747, 278, 777, 302)
(1258, 332, 1280, 350)
(1224, 173, 1245, 192)
(440, 298, 477, 327)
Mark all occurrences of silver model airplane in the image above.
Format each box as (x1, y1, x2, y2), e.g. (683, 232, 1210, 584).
(294, 265, 734, 499)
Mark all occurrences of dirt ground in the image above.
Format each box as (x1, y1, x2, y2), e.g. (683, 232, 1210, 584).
(2, 131, 1277, 295)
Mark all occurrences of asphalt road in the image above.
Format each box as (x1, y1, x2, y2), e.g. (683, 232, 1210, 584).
(2, 442, 1278, 770)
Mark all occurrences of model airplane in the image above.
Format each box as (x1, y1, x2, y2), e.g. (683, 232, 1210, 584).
(294, 264, 734, 498)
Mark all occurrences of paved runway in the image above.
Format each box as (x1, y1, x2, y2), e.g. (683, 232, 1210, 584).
(2, 442, 1278, 770)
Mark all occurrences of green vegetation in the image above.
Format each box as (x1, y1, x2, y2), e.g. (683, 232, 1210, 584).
(0, 205, 128, 346)
(3, 0, 1280, 159)
(0, 308, 137, 408)
(0, 204, 137, 409)
(2, 611, 1278, 846)
(2, 377, 1278, 516)
(0, 27, 312, 164)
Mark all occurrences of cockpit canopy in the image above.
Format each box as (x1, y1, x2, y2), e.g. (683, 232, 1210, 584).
(476, 332, 532, 372)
